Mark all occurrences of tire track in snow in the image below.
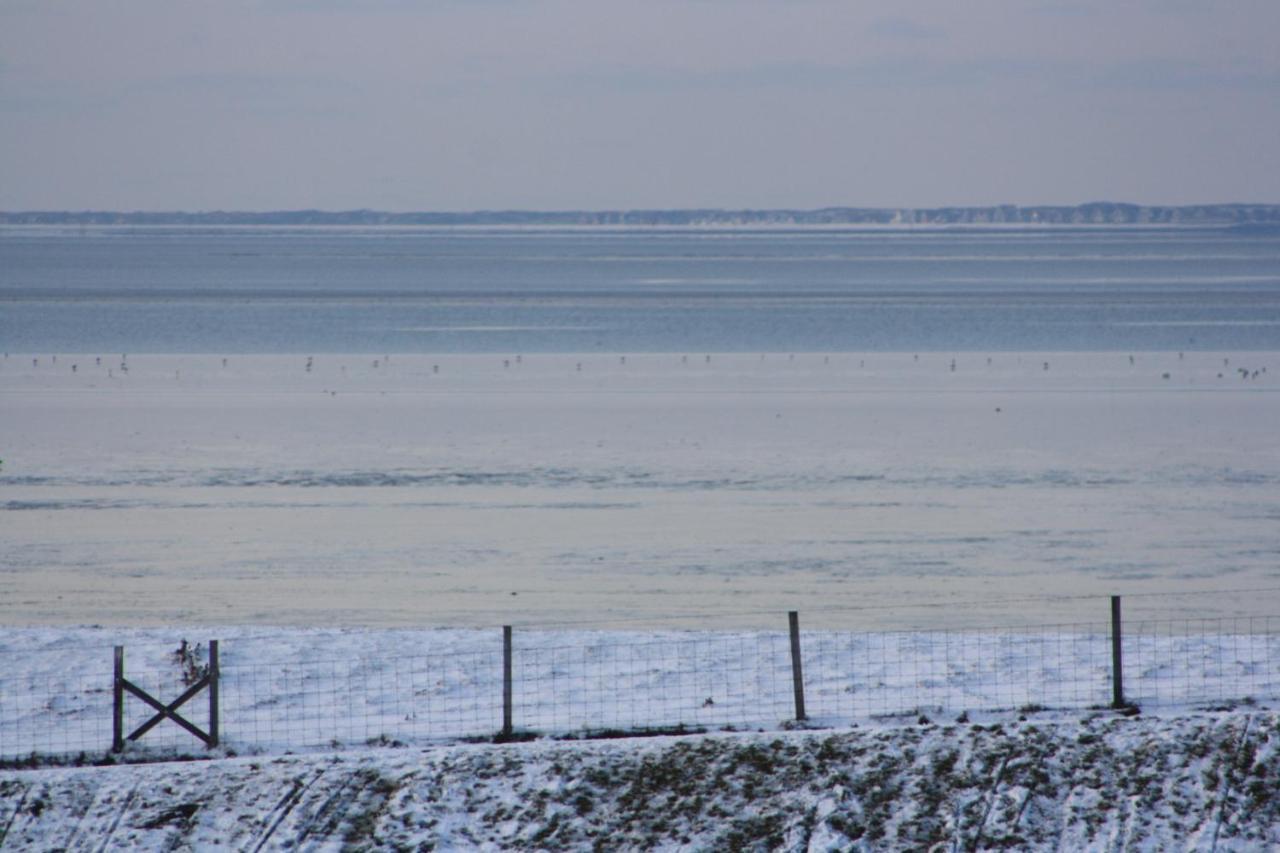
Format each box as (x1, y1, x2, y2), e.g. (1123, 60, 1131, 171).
(291, 768, 369, 848)
(91, 784, 138, 853)
(1210, 713, 1254, 852)
(55, 778, 114, 852)
(250, 768, 326, 852)
(964, 751, 1010, 852)
(0, 782, 30, 847)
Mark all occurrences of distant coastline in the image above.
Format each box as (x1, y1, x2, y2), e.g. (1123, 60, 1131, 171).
(3, 202, 1279, 228)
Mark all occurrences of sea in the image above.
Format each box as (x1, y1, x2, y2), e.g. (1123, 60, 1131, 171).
(3, 224, 1280, 630)
(2, 225, 1279, 354)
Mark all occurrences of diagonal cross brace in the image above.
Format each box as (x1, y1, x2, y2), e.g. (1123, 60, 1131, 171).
(113, 641, 220, 753)
(123, 675, 214, 746)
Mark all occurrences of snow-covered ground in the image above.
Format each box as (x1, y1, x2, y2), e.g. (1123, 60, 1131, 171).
(3, 351, 1279, 631)
(3, 710, 1277, 850)
(3, 623, 1278, 762)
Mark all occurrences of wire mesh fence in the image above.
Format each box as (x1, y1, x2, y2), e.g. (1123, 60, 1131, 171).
(511, 633, 794, 734)
(1125, 616, 1280, 709)
(0, 672, 109, 761)
(3, 612, 1280, 763)
(801, 622, 1116, 719)
(220, 649, 504, 750)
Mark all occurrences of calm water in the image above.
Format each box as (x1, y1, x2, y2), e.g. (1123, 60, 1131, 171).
(3, 226, 1279, 353)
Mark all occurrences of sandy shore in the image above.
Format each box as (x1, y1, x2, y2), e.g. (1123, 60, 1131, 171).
(2, 351, 1278, 630)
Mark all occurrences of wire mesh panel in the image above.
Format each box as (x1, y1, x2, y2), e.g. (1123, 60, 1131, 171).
(803, 622, 1114, 719)
(511, 633, 793, 734)
(218, 649, 504, 753)
(1125, 616, 1280, 709)
(0, 671, 109, 760)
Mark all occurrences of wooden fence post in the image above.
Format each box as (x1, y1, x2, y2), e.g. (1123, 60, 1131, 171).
(208, 640, 220, 748)
(1111, 596, 1125, 708)
(112, 646, 124, 753)
(789, 611, 807, 722)
(502, 626, 513, 736)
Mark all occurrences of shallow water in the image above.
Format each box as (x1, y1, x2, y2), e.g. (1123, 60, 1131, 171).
(3, 352, 1278, 630)
(3, 225, 1279, 353)
(3, 226, 1278, 628)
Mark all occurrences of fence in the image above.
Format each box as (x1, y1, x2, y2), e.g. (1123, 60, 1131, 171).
(3, 602, 1280, 762)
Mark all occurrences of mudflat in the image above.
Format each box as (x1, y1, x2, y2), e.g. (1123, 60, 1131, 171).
(2, 351, 1277, 629)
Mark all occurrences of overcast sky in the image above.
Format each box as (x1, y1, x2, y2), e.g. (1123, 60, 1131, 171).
(2, 1, 1278, 211)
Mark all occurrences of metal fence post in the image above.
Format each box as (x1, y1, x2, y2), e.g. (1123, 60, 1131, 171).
(112, 646, 124, 753)
(208, 640, 220, 748)
(502, 626, 513, 736)
(789, 611, 806, 721)
(1111, 595, 1125, 708)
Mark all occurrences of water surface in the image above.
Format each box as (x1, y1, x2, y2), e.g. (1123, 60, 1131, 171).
(3, 226, 1278, 353)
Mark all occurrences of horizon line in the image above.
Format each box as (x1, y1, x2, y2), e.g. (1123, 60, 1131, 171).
(5, 201, 1280, 215)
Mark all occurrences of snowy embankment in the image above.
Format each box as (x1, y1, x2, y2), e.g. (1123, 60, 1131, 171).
(2, 711, 1278, 851)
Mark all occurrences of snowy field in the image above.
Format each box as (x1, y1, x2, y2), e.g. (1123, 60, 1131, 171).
(3, 621, 1279, 762)
(2, 350, 1279, 631)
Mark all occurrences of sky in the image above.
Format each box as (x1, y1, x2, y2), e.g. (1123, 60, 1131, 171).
(2, 0, 1278, 211)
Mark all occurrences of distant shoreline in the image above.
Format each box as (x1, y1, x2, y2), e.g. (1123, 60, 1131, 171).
(3, 202, 1279, 228)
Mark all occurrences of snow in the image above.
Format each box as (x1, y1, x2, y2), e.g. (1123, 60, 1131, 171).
(3, 710, 1278, 850)
(3, 623, 1278, 762)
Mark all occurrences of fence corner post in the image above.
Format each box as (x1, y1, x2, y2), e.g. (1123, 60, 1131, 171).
(1110, 595, 1125, 709)
(502, 626, 513, 736)
(208, 640, 220, 748)
(112, 646, 124, 753)
(789, 611, 807, 722)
